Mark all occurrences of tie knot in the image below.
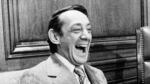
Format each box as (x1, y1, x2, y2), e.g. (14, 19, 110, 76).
(74, 67, 86, 84)
(74, 67, 85, 77)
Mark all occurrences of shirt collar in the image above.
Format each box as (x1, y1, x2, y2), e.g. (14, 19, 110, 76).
(55, 53, 75, 73)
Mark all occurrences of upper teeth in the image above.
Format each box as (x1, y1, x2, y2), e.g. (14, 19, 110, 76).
(77, 45, 87, 47)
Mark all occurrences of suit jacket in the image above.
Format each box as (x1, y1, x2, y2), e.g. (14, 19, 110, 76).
(0, 54, 107, 84)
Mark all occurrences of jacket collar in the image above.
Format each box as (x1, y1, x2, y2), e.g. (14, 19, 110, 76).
(46, 54, 78, 84)
(45, 54, 103, 84)
(84, 65, 107, 84)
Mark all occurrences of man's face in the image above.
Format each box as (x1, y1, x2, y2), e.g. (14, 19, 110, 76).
(58, 10, 92, 65)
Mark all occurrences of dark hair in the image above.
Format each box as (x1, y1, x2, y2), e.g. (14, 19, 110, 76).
(47, 4, 88, 53)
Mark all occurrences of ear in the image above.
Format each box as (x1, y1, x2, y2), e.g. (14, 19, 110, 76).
(48, 29, 60, 44)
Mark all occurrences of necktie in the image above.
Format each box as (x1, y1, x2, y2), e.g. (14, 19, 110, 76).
(74, 67, 86, 84)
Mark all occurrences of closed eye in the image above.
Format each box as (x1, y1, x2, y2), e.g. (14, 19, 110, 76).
(71, 25, 82, 33)
(72, 29, 82, 33)
(87, 24, 92, 33)
(87, 28, 92, 33)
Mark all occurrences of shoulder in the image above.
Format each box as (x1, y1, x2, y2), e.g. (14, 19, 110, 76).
(19, 56, 54, 84)
(27, 55, 53, 72)
(0, 70, 26, 84)
(19, 71, 51, 84)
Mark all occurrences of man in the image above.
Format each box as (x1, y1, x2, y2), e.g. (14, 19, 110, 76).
(0, 5, 107, 84)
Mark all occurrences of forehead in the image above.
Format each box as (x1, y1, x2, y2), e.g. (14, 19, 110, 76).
(59, 10, 90, 25)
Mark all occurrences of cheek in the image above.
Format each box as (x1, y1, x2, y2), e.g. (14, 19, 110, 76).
(61, 33, 80, 45)
(68, 35, 79, 44)
(70, 33, 81, 40)
(60, 36, 75, 47)
(89, 34, 92, 40)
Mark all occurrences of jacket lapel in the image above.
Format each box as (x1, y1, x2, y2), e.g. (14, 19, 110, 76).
(84, 64, 101, 84)
(46, 54, 78, 84)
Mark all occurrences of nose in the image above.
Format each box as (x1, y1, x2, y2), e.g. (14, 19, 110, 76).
(80, 29, 91, 41)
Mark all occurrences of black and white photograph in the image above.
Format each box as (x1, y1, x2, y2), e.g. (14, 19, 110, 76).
(0, 0, 149, 84)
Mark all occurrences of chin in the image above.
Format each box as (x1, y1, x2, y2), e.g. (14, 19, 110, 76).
(73, 55, 88, 65)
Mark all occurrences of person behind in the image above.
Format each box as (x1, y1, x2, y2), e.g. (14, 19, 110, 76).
(0, 4, 107, 84)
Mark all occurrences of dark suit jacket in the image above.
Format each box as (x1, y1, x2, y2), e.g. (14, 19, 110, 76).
(0, 54, 107, 84)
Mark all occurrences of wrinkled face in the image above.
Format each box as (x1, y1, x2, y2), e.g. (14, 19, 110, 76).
(58, 10, 92, 65)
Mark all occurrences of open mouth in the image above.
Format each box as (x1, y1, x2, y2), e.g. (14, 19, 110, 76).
(75, 45, 86, 52)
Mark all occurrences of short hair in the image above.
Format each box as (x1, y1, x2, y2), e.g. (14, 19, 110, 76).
(47, 4, 88, 53)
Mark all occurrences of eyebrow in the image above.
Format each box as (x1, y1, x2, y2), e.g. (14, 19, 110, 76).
(72, 23, 81, 26)
(72, 23, 91, 26)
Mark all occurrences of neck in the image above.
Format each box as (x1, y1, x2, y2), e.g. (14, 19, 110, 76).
(57, 49, 83, 66)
